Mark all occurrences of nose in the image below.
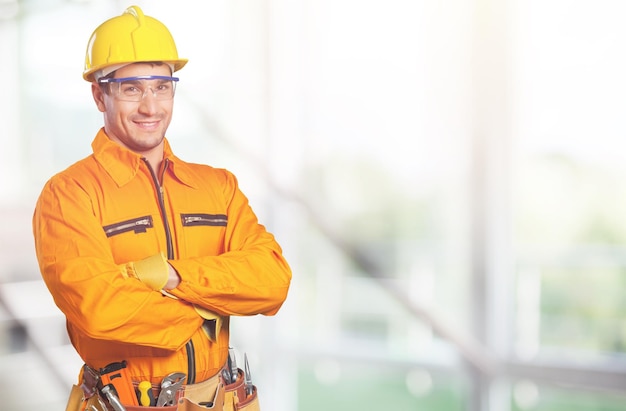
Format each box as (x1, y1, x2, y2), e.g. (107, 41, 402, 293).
(137, 89, 159, 114)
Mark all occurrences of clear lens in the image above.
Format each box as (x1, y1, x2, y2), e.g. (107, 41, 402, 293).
(99, 76, 179, 102)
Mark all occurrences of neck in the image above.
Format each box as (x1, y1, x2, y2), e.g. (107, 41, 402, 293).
(143, 150, 164, 175)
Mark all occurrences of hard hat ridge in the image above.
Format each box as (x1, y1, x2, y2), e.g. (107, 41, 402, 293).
(83, 5, 188, 82)
(123, 4, 145, 24)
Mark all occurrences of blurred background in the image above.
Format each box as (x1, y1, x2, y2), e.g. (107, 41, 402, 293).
(1, 0, 626, 410)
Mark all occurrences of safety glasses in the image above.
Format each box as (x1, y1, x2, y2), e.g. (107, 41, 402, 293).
(98, 75, 179, 102)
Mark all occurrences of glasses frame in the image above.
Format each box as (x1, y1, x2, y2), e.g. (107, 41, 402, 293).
(97, 75, 180, 102)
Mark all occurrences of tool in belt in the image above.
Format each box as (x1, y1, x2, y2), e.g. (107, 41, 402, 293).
(79, 348, 256, 410)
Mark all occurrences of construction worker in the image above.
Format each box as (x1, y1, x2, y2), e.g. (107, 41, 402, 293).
(32, 5, 291, 410)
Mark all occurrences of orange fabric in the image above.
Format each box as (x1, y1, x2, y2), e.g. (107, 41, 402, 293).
(33, 128, 292, 384)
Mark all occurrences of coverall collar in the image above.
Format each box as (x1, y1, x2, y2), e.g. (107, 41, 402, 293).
(91, 127, 197, 188)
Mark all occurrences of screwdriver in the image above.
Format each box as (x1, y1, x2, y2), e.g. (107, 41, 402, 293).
(137, 381, 155, 406)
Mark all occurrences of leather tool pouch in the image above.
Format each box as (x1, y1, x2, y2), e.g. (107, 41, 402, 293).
(64, 384, 84, 411)
(122, 368, 259, 411)
(65, 366, 260, 411)
(180, 368, 259, 411)
(222, 369, 260, 411)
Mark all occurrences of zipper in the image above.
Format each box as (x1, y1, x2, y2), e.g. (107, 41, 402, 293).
(181, 213, 228, 227)
(144, 158, 196, 384)
(103, 216, 153, 237)
(146, 159, 174, 259)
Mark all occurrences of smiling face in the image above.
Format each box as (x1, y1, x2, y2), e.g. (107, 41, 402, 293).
(92, 62, 175, 160)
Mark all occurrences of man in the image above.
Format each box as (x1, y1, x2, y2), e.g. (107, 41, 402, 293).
(32, 5, 291, 410)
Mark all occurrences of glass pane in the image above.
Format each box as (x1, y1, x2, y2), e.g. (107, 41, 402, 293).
(512, 0, 626, 359)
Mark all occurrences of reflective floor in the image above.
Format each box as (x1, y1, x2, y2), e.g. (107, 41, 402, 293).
(0, 281, 82, 411)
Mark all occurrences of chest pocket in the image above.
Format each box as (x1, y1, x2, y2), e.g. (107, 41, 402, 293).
(103, 215, 154, 237)
(102, 215, 161, 261)
(180, 213, 228, 257)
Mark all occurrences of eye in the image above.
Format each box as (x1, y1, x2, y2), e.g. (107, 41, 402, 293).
(156, 83, 172, 92)
(120, 83, 142, 95)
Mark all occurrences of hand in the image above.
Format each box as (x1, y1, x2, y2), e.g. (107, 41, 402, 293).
(164, 263, 181, 290)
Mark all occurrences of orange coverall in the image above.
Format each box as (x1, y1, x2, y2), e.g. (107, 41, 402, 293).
(32, 128, 292, 384)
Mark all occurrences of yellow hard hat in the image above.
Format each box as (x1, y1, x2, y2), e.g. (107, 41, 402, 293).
(83, 5, 188, 82)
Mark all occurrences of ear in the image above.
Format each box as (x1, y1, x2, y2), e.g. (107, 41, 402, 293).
(91, 82, 107, 113)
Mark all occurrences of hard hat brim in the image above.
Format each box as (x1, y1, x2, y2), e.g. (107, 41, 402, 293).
(84, 59, 188, 82)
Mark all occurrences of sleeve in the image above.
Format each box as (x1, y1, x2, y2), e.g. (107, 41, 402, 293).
(32, 175, 203, 351)
(166, 171, 292, 317)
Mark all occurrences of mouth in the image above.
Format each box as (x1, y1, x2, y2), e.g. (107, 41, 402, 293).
(134, 120, 160, 129)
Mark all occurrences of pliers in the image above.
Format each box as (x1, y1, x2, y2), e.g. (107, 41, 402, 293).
(156, 372, 187, 407)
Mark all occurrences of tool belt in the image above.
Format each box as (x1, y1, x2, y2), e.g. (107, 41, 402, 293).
(65, 358, 260, 411)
